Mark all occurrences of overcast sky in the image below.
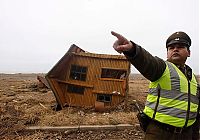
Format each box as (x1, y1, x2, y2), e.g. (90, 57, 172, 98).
(0, 0, 199, 74)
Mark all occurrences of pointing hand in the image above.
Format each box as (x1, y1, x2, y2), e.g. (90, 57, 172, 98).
(111, 31, 133, 53)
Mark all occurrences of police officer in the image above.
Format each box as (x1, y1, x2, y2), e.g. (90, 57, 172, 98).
(111, 31, 199, 140)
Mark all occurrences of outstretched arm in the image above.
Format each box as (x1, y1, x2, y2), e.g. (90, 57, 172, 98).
(111, 31, 166, 82)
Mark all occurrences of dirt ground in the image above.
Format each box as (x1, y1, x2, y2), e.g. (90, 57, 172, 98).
(0, 73, 150, 140)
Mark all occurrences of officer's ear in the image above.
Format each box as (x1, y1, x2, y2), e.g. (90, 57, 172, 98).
(187, 48, 191, 57)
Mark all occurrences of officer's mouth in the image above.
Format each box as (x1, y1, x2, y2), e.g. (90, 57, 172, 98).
(172, 53, 180, 57)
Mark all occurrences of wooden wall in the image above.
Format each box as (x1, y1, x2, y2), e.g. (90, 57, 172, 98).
(59, 54, 130, 108)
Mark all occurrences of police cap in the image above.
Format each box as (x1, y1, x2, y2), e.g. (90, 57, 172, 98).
(166, 31, 191, 48)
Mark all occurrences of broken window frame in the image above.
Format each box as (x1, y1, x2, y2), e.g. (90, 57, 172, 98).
(69, 64, 87, 81)
(101, 68, 127, 79)
(97, 94, 112, 103)
(67, 84, 85, 94)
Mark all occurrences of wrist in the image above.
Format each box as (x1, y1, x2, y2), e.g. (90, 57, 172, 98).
(123, 41, 136, 55)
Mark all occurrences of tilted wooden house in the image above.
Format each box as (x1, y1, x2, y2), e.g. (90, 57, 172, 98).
(46, 44, 130, 111)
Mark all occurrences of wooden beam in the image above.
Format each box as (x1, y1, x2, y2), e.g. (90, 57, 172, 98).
(26, 124, 135, 131)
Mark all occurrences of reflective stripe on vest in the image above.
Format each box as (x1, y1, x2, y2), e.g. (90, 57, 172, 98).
(143, 62, 199, 127)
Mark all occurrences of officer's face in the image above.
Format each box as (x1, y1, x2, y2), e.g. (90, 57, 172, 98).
(167, 43, 190, 65)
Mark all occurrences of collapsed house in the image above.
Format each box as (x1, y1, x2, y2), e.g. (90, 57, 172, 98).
(45, 44, 130, 111)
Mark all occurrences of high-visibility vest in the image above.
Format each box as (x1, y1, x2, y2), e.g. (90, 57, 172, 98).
(143, 61, 199, 127)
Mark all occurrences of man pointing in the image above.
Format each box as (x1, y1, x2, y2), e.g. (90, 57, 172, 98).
(111, 31, 199, 140)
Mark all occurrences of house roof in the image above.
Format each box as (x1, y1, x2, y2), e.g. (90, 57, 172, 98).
(67, 44, 127, 60)
(72, 52, 127, 60)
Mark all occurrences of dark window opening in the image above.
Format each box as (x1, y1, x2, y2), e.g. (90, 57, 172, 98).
(101, 68, 127, 79)
(67, 84, 85, 94)
(97, 94, 112, 102)
(70, 65, 87, 81)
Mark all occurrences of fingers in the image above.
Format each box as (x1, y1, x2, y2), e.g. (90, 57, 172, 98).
(114, 44, 132, 53)
(111, 31, 125, 41)
(111, 31, 133, 53)
(113, 40, 122, 53)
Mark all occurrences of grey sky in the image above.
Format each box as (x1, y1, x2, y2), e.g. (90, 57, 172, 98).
(0, 0, 199, 74)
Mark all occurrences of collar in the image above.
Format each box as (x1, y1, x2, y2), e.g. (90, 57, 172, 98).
(176, 64, 192, 81)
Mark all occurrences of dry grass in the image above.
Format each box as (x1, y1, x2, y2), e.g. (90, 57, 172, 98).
(0, 73, 149, 139)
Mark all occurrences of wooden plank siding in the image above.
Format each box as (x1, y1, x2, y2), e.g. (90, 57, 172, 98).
(50, 79, 66, 107)
(62, 54, 130, 107)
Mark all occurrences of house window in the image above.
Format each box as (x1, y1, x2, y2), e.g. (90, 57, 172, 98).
(67, 84, 85, 94)
(101, 68, 127, 79)
(97, 94, 112, 102)
(70, 65, 87, 81)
